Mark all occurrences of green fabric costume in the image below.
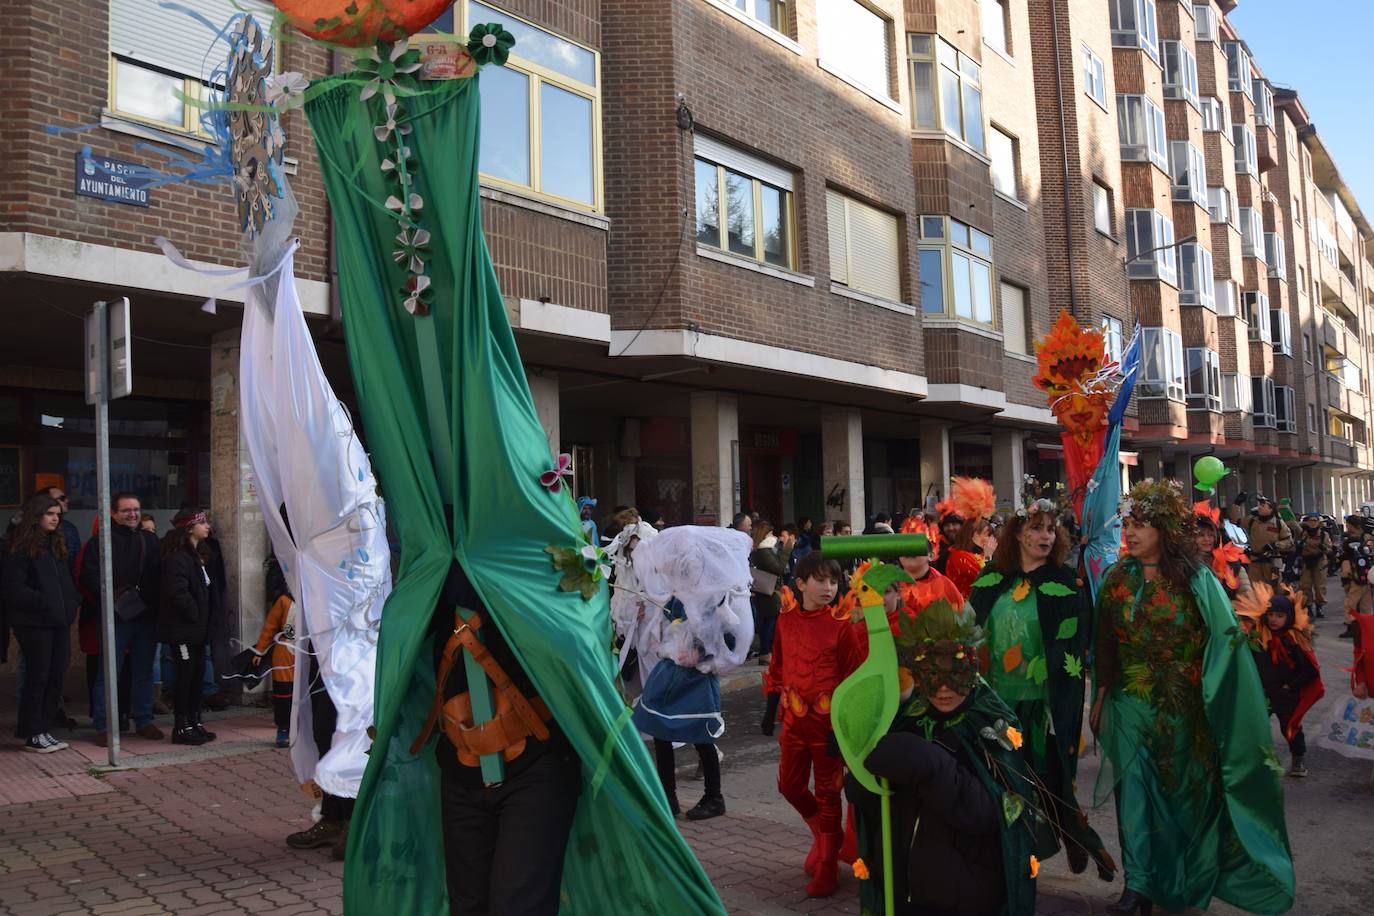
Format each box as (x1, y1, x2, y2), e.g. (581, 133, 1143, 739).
(305, 78, 724, 916)
(968, 563, 1112, 877)
(850, 686, 1053, 916)
(1094, 559, 1295, 914)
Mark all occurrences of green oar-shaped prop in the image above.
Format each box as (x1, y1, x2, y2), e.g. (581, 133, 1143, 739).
(821, 534, 927, 916)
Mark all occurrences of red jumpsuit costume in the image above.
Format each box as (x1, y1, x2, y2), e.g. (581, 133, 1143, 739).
(897, 567, 965, 629)
(764, 599, 863, 892)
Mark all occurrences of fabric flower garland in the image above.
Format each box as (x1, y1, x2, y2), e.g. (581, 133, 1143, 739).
(540, 453, 574, 493)
(468, 22, 515, 66)
(546, 544, 610, 600)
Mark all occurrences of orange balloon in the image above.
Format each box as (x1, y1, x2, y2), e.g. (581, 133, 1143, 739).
(272, 0, 455, 46)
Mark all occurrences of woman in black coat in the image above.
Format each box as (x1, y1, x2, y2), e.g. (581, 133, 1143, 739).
(159, 509, 217, 746)
(3, 494, 80, 753)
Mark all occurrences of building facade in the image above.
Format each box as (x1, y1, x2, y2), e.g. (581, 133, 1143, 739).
(3, 0, 1374, 672)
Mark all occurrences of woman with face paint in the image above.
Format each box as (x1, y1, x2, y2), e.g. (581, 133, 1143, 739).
(966, 488, 1116, 885)
(1091, 479, 1294, 916)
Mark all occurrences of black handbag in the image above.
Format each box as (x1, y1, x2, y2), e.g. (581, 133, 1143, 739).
(111, 533, 148, 621)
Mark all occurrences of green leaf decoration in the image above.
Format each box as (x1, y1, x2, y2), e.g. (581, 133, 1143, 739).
(972, 571, 1004, 588)
(1055, 617, 1079, 641)
(468, 22, 517, 67)
(1002, 792, 1025, 826)
(1026, 655, 1048, 686)
(546, 544, 604, 601)
(1038, 581, 1077, 597)
(1063, 653, 1083, 679)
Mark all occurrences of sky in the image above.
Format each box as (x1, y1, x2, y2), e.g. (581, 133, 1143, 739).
(1228, 0, 1374, 216)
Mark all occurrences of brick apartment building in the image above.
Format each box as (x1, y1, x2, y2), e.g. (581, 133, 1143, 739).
(2, 0, 1373, 662)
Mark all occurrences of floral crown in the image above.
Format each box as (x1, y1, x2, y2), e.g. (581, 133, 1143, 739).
(1016, 475, 1069, 520)
(1119, 478, 1192, 534)
(895, 599, 981, 695)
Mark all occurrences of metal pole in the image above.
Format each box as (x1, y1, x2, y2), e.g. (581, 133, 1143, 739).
(94, 299, 120, 768)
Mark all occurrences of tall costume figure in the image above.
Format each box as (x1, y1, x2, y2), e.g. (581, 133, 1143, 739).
(286, 9, 724, 914)
(1092, 480, 1294, 916)
(966, 494, 1114, 882)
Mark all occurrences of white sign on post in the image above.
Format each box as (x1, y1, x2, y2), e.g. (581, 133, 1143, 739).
(84, 311, 102, 406)
(109, 297, 132, 400)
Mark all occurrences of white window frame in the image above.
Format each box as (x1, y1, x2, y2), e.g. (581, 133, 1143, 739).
(1000, 281, 1030, 355)
(1240, 207, 1265, 260)
(1125, 208, 1177, 285)
(1270, 307, 1292, 356)
(1140, 327, 1185, 402)
(1082, 44, 1107, 108)
(1118, 94, 1168, 170)
(1275, 385, 1297, 433)
(1186, 347, 1222, 412)
(1302, 332, 1314, 364)
(1110, 0, 1160, 63)
(1232, 123, 1258, 176)
(1207, 186, 1236, 226)
(1200, 96, 1225, 132)
(695, 136, 797, 269)
(1194, 4, 1218, 42)
(919, 215, 996, 327)
(1092, 181, 1113, 236)
(1179, 242, 1215, 310)
(1253, 78, 1275, 128)
(1222, 372, 1251, 412)
(1244, 290, 1271, 341)
(1169, 141, 1207, 207)
(981, 0, 1010, 57)
(1265, 232, 1287, 279)
(988, 126, 1020, 200)
(1102, 316, 1125, 365)
(1218, 279, 1239, 317)
(817, 0, 895, 103)
(1162, 40, 1199, 109)
(1225, 42, 1253, 97)
(908, 35, 985, 153)
(1251, 375, 1277, 428)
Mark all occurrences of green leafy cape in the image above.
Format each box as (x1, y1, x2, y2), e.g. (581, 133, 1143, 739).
(305, 78, 724, 916)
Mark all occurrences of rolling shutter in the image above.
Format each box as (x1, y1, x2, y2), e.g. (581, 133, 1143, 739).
(828, 190, 901, 302)
(111, 0, 278, 82)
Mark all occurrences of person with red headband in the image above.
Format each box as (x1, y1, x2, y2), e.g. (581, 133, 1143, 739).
(158, 508, 219, 745)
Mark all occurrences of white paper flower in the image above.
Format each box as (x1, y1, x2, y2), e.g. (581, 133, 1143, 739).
(265, 72, 309, 107)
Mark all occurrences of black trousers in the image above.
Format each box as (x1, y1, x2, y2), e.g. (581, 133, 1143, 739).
(13, 625, 68, 739)
(653, 738, 721, 801)
(271, 694, 292, 732)
(171, 642, 206, 726)
(440, 749, 581, 916)
(310, 674, 355, 822)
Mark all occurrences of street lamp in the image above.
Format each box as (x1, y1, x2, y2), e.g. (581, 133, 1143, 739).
(1123, 233, 1196, 268)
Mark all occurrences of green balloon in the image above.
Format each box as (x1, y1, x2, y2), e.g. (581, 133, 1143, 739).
(1193, 455, 1228, 492)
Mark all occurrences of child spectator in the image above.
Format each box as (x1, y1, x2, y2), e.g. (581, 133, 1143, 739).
(1237, 584, 1324, 777)
(253, 559, 297, 748)
(761, 553, 863, 898)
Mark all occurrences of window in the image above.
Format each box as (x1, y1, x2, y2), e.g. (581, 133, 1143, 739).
(919, 216, 995, 327)
(1140, 327, 1185, 401)
(1179, 242, 1215, 309)
(1253, 79, 1275, 128)
(1270, 308, 1292, 356)
(1110, 0, 1160, 63)
(1225, 42, 1253, 96)
(908, 36, 985, 152)
(1092, 181, 1113, 235)
(1194, 4, 1218, 42)
(1125, 209, 1177, 284)
(695, 136, 795, 269)
(1102, 317, 1124, 365)
(1222, 372, 1251, 412)
(1308, 403, 1318, 433)
(1186, 347, 1222, 411)
(1000, 282, 1030, 354)
(449, 2, 602, 209)
(1240, 207, 1265, 260)
(1275, 386, 1297, 433)
(1251, 376, 1277, 428)
(1169, 141, 1207, 207)
(1297, 264, 1306, 291)
(1118, 95, 1168, 169)
(1162, 41, 1199, 108)
(1265, 233, 1287, 279)
(1218, 279, 1238, 317)
(982, 0, 1010, 56)
(1200, 96, 1226, 132)
(721, 0, 788, 32)
(1302, 332, 1314, 364)
(818, 0, 893, 102)
(1328, 412, 1352, 441)
(1244, 290, 1271, 341)
(1082, 44, 1107, 107)
(1232, 124, 1258, 176)
(988, 127, 1019, 199)
(1207, 186, 1237, 225)
(827, 189, 901, 301)
(109, 0, 277, 134)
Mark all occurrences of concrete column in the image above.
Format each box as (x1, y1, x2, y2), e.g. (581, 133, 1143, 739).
(918, 418, 950, 510)
(1176, 453, 1196, 495)
(527, 371, 560, 460)
(991, 429, 1026, 512)
(690, 392, 739, 526)
(1315, 469, 1334, 516)
(210, 329, 269, 698)
(1140, 448, 1164, 481)
(822, 408, 866, 532)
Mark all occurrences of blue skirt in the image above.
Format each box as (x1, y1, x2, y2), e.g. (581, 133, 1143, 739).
(631, 659, 723, 745)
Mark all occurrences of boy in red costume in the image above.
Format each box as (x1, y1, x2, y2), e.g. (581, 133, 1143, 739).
(895, 542, 964, 622)
(761, 553, 863, 898)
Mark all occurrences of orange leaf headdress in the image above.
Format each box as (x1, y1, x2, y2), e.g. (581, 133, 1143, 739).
(949, 476, 996, 525)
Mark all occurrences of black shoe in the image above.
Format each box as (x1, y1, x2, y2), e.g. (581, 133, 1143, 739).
(667, 793, 681, 816)
(192, 722, 217, 742)
(1106, 890, 1153, 915)
(286, 819, 344, 850)
(1340, 623, 1357, 638)
(685, 794, 725, 820)
(171, 726, 206, 746)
